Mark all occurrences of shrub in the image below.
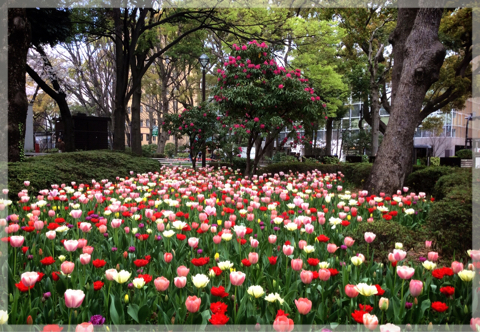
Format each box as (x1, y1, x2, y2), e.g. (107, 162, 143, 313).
(258, 162, 342, 176)
(164, 143, 175, 158)
(430, 157, 440, 166)
(7, 151, 160, 199)
(433, 168, 471, 201)
(232, 157, 247, 173)
(176, 153, 189, 158)
(141, 144, 158, 158)
(349, 221, 429, 263)
(404, 166, 454, 195)
(152, 153, 166, 158)
(456, 149, 473, 159)
(342, 163, 373, 188)
(322, 156, 340, 164)
(426, 186, 472, 257)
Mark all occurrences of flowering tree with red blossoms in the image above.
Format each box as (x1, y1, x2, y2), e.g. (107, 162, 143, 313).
(212, 40, 327, 175)
(163, 104, 218, 169)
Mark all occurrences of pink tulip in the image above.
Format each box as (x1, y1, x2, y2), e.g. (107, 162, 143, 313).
(98, 225, 107, 233)
(61, 261, 75, 275)
(363, 314, 378, 331)
(70, 210, 82, 219)
(364, 232, 376, 243)
(283, 245, 294, 256)
(164, 253, 173, 263)
(79, 223, 92, 233)
(185, 296, 201, 313)
(268, 235, 277, 244)
(188, 237, 199, 248)
(327, 243, 339, 254)
(345, 284, 359, 298)
(291, 259, 303, 271)
(250, 238, 259, 248)
(34, 220, 44, 230)
(213, 235, 222, 244)
(248, 252, 259, 264)
(154, 277, 170, 291)
(298, 240, 307, 250)
(230, 271, 246, 286)
(396, 266, 415, 280)
(427, 252, 438, 262)
(471, 318, 480, 331)
(344, 237, 355, 247)
(83, 246, 94, 255)
(295, 298, 312, 315)
(63, 240, 78, 252)
(79, 254, 91, 265)
(177, 266, 190, 277)
(304, 224, 314, 234)
(357, 216, 363, 222)
(174, 276, 187, 288)
(64, 289, 85, 308)
(111, 219, 122, 228)
(451, 261, 464, 274)
(409, 280, 423, 297)
(105, 269, 117, 281)
(77, 239, 87, 249)
(300, 270, 313, 284)
(393, 249, 406, 261)
(200, 223, 210, 232)
(10, 236, 25, 247)
(21, 272, 39, 287)
(388, 253, 397, 263)
(199, 213, 207, 222)
(425, 241, 432, 248)
(318, 268, 331, 281)
(76, 323, 93, 332)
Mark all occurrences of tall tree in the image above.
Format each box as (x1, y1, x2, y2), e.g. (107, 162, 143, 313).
(8, 8, 31, 162)
(365, 7, 447, 194)
(24, 8, 75, 152)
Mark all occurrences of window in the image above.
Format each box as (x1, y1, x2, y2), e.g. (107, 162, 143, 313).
(153, 119, 157, 126)
(351, 104, 360, 118)
(140, 106, 143, 112)
(146, 134, 150, 141)
(140, 120, 144, 127)
(140, 134, 143, 141)
(146, 120, 150, 127)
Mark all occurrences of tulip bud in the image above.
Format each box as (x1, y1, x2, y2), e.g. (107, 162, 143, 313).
(27, 315, 33, 325)
(39, 249, 43, 256)
(165, 295, 168, 302)
(74, 310, 77, 318)
(373, 272, 376, 278)
(414, 297, 418, 305)
(428, 322, 433, 331)
(116, 264, 120, 271)
(406, 324, 412, 331)
(123, 251, 128, 259)
(465, 305, 468, 314)
(9, 293, 13, 303)
(255, 323, 261, 331)
(273, 280, 277, 288)
(125, 294, 129, 303)
(231, 295, 235, 302)
(379, 297, 389, 311)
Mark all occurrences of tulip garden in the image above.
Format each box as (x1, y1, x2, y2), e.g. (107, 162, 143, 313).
(2, 166, 479, 331)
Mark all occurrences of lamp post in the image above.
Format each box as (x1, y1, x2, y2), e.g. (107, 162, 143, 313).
(465, 113, 473, 149)
(199, 53, 210, 167)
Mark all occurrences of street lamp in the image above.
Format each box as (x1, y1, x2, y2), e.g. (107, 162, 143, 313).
(465, 113, 473, 149)
(199, 53, 210, 167)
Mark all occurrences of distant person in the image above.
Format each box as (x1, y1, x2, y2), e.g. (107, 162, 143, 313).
(57, 137, 65, 153)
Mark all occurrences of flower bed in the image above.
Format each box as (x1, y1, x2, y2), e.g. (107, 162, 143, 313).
(2, 166, 478, 330)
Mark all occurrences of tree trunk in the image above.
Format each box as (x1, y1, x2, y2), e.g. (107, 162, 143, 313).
(112, 8, 128, 151)
(325, 118, 333, 156)
(8, 9, 30, 162)
(57, 97, 75, 152)
(130, 85, 142, 156)
(365, 8, 446, 195)
(370, 87, 380, 156)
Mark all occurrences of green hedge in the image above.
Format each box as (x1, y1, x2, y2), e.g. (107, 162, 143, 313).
(433, 168, 471, 201)
(347, 221, 429, 263)
(456, 149, 472, 159)
(7, 150, 161, 198)
(404, 166, 455, 195)
(427, 186, 472, 258)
